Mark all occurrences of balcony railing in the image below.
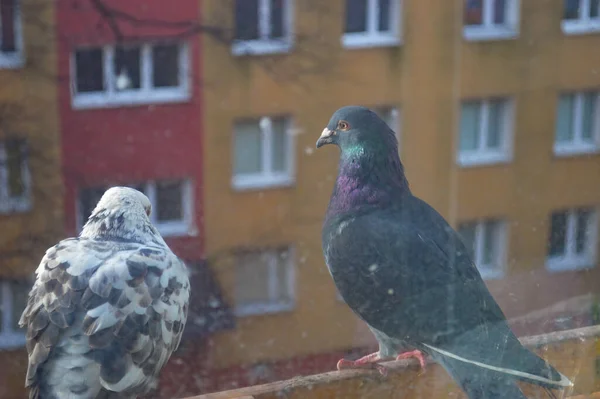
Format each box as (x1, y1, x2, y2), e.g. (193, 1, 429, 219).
(188, 325, 600, 399)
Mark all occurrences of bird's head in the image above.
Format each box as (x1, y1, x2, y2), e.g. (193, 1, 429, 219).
(94, 186, 152, 218)
(316, 106, 398, 155)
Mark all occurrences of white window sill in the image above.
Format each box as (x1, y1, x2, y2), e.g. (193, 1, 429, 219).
(554, 143, 600, 157)
(231, 39, 293, 56)
(478, 267, 504, 280)
(0, 52, 24, 69)
(234, 301, 294, 317)
(72, 89, 191, 110)
(232, 174, 294, 191)
(463, 26, 518, 41)
(342, 33, 400, 49)
(457, 151, 511, 167)
(562, 20, 600, 35)
(546, 256, 595, 273)
(0, 197, 32, 214)
(0, 332, 26, 350)
(156, 221, 195, 238)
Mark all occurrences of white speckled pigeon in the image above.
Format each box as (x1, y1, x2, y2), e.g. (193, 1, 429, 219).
(19, 187, 190, 399)
(317, 106, 573, 398)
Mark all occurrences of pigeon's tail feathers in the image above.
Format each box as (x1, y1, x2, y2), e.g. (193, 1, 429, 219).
(424, 343, 573, 390)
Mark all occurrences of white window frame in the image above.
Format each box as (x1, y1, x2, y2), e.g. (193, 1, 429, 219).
(0, 0, 24, 69)
(459, 220, 507, 280)
(463, 0, 520, 41)
(232, 116, 295, 191)
(342, 0, 401, 49)
(562, 0, 600, 35)
(71, 42, 190, 109)
(231, 0, 294, 56)
(234, 247, 296, 317)
(0, 139, 31, 214)
(554, 92, 600, 156)
(77, 179, 194, 237)
(546, 209, 598, 273)
(0, 281, 27, 350)
(457, 98, 514, 167)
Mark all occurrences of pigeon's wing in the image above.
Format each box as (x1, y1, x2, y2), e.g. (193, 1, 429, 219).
(329, 214, 569, 388)
(19, 237, 190, 396)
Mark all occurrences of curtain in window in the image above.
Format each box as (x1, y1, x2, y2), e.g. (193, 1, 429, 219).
(460, 102, 481, 151)
(234, 121, 263, 175)
(556, 95, 574, 143)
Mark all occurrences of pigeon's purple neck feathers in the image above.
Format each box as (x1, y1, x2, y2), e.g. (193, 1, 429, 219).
(326, 144, 410, 219)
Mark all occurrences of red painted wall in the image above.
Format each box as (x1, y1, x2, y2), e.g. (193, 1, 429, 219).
(57, 0, 204, 260)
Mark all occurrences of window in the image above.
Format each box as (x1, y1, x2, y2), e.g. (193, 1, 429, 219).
(555, 92, 600, 155)
(458, 219, 507, 280)
(232, 116, 294, 190)
(463, 0, 519, 41)
(232, 0, 293, 56)
(343, 0, 401, 48)
(457, 98, 513, 166)
(234, 247, 295, 316)
(0, 280, 28, 349)
(0, 138, 30, 213)
(562, 0, 600, 34)
(78, 179, 194, 237)
(547, 208, 597, 272)
(71, 42, 189, 109)
(0, 0, 22, 68)
(373, 106, 400, 143)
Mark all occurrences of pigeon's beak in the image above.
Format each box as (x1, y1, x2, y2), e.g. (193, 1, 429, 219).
(316, 128, 336, 148)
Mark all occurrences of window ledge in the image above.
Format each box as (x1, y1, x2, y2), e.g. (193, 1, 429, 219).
(234, 302, 294, 317)
(342, 34, 401, 49)
(232, 175, 294, 191)
(554, 144, 600, 157)
(72, 89, 191, 110)
(156, 222, 195, 238)
(561, 20, 600, 35)
(0, 197, 32, 214)
(231, 40, 293, 56)
(0, 52, 24, 69)
(463, 26, 518, 41)
(0, 333, 26, 350)
(478, 268, 504, 280)
(457, 152, 511, 167)
(545, 256, 595, 273)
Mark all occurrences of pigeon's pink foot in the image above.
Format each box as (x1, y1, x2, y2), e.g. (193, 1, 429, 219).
(336, 352, 389, 376)
(395, 350, 426, 374)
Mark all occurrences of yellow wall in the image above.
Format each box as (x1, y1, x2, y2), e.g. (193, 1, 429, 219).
(202, 0, 600, 368)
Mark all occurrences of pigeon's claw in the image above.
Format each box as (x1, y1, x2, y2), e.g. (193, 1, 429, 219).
(395, 350, 426, 374)
(336, 352, 389, 376)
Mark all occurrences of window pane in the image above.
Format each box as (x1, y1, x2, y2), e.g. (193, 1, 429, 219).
(465, 0, 483, 26)
(575, 209, 591, 254)
(487, 100, 504, 149)
(5, 139, 25, 197)
(235, 0, 260, 40)
(556, 95, 575, 143)
(345, 0, 367, 33)
(581, 92, 596, 141)
(591, 0, 599, 18)
(270, 0, 284, 39)
(0, 0, 16, 53)
(236, 252, 272, 305)
(152, 44, 180, 88)
(156, 181, 184, 222)
(564, 0, 581, 20)
(459, 102, 481, 151)
(75, 48, 104, 93)
(378, 0, 391, 32)
(274, 249, 292, 301)
(482, 221, 498, 266)
(234, 121, 263, 175)
(549, 212, 568, 257)
(493, 0, 506, 24)
(11, 281, 29, 330)
(458, 222, 477, 259)
(80, 187, 107, 223)
(114, 46, 141, 91)
(271, 118, 287, 173)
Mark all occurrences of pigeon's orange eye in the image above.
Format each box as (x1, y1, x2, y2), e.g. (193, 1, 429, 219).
(338, 120, 350, 131)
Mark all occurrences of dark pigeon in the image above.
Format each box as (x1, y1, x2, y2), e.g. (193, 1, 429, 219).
(317, 106, 573, 398)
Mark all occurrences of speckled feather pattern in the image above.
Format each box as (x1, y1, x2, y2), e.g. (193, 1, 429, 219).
(19, 187, 190, 399)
